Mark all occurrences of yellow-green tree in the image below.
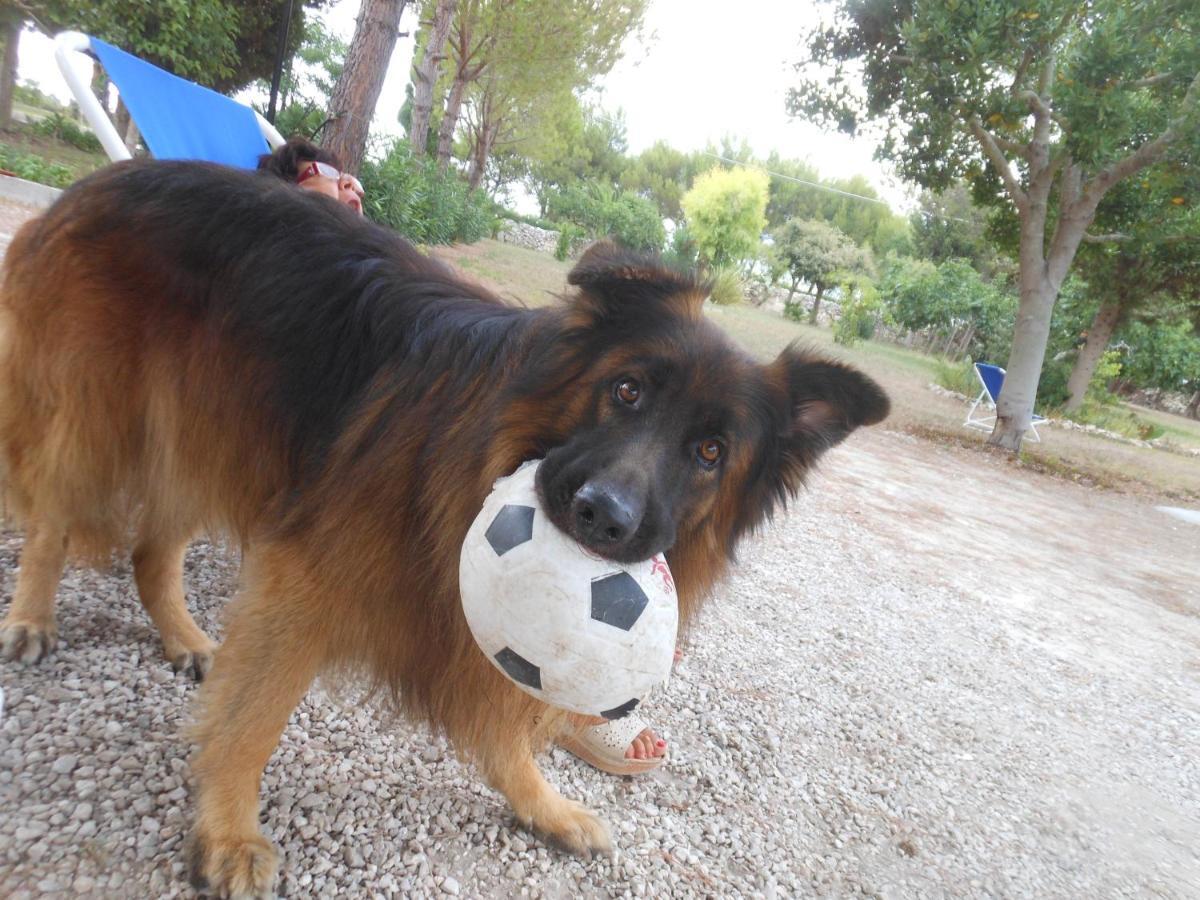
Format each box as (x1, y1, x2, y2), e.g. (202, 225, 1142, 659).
(681, 166, 769, 270)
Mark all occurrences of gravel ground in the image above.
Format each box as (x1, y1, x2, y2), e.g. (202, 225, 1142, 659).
(2, 426, 1198, 898)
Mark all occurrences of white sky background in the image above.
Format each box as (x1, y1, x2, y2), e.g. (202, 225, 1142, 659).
(15, 0, 912, 211)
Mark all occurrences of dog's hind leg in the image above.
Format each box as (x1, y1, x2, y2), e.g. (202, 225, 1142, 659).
(187, 557, 324, 898)
(132, 532, 217, 681)
(478, 738, 613, 857)
(0, 515, 68, 664)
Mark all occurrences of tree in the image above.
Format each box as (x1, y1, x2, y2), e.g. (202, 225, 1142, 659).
(445, 0, 644, 183)
(263, 19, 347, 139)
(790, 1, 1200, 451)
(26, 0, 324, 92)
(772, 218, 874, 324)
(408, 0, 456, 156)
(620, 141, 702, 221)
(1062, 148, 1200, 410)
(324, 0, 409, 174)
(523, 103, 630, 211)
(910, 182, 1009, 279)
(680, 166, 769, 271)
(0, 14, 19, 130)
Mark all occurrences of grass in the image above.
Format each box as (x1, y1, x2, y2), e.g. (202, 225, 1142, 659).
(0, 123, 109, 185)
(433, 238, 1200, 502)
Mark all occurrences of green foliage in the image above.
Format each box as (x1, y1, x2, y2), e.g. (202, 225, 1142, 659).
(1061, 401, 1165, 441)
(554, 223, 585, 261)
(771, 218, 873, 301)
(833, 274, 885, 346)
(30, 112, 102, 154)
(878, 256, 1016, 363)
(708, 268, 744, 306)
(546, 181, 665, 253)
(933, 359, 979, 396)
(256, 19, 347, 141)
(909, 183, 1009, 279)
(1121, 319, 1200, 394)
(680, 166, 769, 269)
(13, 81, 66, 113)
(662, 224, 698, 270)
(31, 0, 322, 92)
(0, 144, 75, 188)
(360, 140, 496, 245)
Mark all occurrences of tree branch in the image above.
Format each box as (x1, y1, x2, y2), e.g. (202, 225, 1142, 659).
(1076, 68, 1200, 216)
(1082, 232, 1132, 243)
(969, 116, 1029, 213)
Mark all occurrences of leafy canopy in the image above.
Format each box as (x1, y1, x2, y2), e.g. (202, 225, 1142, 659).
(680, 166, 769, 269)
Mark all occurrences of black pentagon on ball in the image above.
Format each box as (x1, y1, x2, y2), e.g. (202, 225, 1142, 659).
(601, 698, 640, 720)
(485, 504, 536, 556)
(494, 647, 541, 690)
(590, 571, 649, 631)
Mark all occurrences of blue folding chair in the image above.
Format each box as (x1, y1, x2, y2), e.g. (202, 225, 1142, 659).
(54, 31, 284, 169)
(964, 362, 1047, 442)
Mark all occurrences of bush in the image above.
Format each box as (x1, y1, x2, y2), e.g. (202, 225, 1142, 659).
(360, 140, 496, 245)
(833, 274, 884, 346)
(680, 166, 769, 269)
(554, 223, 585, 261)
(14, 82, 66, 113)
(708, 267, 744, 306)
(933, 359, 978, 396)
(546, 181, 665, 253)
(31, 112, 104, 154)
(0, 144, 74, 188)
(662, 224, 698, 269)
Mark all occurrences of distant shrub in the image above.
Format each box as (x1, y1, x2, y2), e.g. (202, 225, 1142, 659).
(662, 223, 698, 269)
(708, 267, 744, 306)
(832, 273, 884, 346)
(0, 144, 74, 188)
(31, 112, 103, 154)
(546, 181, 665, 253)
(360, 140, 496, 245)
(13, 81, 66, 112)
(933, 358, 977, 396)
(554, 223, 585, 261)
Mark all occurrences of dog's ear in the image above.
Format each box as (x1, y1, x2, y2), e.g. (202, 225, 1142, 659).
(766, 343, 889, 492)
(567, 240, 706, 320)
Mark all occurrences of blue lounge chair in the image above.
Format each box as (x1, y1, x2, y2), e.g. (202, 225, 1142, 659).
(964, 362, 1047, 442)
(54, 31, 284, 169)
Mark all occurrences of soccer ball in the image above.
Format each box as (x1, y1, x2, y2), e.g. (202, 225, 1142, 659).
(459, 461, 678, 719)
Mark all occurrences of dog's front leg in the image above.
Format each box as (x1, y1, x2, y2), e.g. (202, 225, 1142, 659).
(186, 555, 324, 899)
(479, 739, 613, 857)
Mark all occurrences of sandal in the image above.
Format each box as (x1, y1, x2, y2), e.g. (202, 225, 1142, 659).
(558, 715, 666, 776)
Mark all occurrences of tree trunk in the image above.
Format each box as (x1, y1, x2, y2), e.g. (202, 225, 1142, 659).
(1064, 301, 1123, 412)
(808, 284, 825, 325)
(90, 66, 109, 112)
(1185, 389, 1199, 421)
(466, 123, 492, 190)
(786, 279, 797, 302)
(409, 0, 455, 155)
(0, 19, 19, 131)
(324, 0, 408, 175)
(436, 74, 467, 171)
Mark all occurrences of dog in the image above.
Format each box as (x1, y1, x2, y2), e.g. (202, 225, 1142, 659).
(0, 159, 888, 897)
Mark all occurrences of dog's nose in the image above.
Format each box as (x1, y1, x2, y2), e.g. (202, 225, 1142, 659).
(571, 482, 642, 548)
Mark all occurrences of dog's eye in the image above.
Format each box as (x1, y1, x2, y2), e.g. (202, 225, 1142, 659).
(697, 439, 723, 467)
(614, 378, 641, 406)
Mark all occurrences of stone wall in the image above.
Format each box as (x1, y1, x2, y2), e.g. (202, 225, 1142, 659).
(496, 220, 560, 254)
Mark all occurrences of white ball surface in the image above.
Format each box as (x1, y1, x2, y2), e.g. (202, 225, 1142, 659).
(459, 460, 678, 718)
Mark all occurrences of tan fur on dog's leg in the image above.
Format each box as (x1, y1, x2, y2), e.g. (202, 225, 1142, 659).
(188, 580, 323, 899)
(0, 517, 68, 664)
(132, 535, 216, 681)
(481, 744, 613, 857)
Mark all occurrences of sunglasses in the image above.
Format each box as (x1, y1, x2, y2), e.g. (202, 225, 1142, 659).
(296, 161, 364, 198)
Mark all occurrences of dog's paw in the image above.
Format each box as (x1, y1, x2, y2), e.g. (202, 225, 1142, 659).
(168, 640, 216, 682)
(0, 620, 58, 664)
(187, 831, 278, 899)
(531, 800, 613, 858)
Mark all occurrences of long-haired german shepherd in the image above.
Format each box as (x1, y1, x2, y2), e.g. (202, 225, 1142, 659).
(0, 160, 887, 896)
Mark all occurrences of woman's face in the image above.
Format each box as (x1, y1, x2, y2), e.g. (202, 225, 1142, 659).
(296, 160, 364, 215)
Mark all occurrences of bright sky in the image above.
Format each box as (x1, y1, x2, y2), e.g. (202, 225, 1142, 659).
(15, 0, 911, 210)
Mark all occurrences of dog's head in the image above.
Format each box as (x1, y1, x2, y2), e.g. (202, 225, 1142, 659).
(533, 241, 889, 565)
